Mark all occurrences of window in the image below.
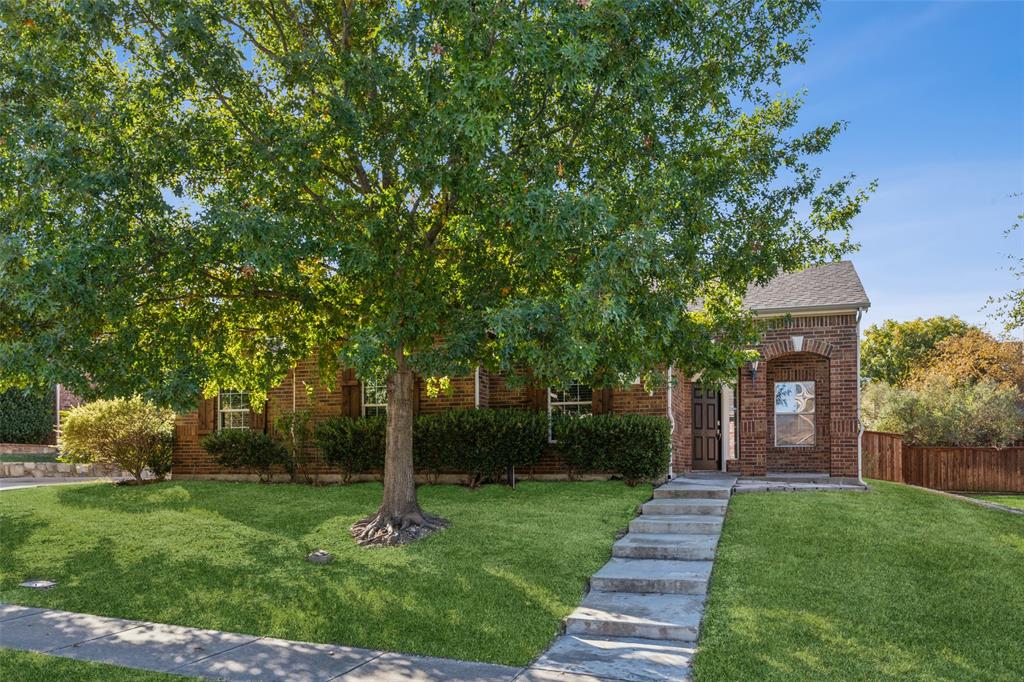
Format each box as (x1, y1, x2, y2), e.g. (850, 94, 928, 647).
(774, 381, 815, 447)
(362, 377, 387, 417)
(218, 390, 251, 430)
(549, 382, 593, 416)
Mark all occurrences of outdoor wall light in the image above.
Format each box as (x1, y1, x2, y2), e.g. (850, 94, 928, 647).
(749, 360, 760, 381)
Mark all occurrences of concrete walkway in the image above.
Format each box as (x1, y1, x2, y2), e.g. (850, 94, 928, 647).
(0, 477, 117, 491)
(533, 473, 737, 681)
(0, 604, 525, 681)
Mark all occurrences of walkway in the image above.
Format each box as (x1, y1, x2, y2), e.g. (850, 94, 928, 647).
(532, 472, 737, 681)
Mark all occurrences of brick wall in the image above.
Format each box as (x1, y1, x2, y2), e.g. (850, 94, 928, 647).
(736, 313, 859, 477)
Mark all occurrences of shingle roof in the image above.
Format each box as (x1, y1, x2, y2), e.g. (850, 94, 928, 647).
(743, 261, 870, 314)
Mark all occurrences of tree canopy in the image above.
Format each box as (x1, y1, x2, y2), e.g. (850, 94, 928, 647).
(912, 328, 1024, 392)
(1, 0, 869, 406)
(860, 316, 973, 387)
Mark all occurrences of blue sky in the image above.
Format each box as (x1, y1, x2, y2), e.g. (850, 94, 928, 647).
(782, 0, 1023, 334)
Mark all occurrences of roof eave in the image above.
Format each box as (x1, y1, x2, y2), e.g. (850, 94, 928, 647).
(750, 302, 871, 318)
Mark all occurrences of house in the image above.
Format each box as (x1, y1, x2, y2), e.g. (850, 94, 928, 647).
(172, 261, 870, 482)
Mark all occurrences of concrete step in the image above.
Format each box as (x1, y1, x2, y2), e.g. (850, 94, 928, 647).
(641, 498, 728, 516)
(613, 533, 718, 561)
(653, 485, 731, 500)
(590, 558, 712, 595)
(764, 472, 832, 484)
(532, 634, 696, 682)
(630, 514, 723, 535)
(565, 592, 705, 642)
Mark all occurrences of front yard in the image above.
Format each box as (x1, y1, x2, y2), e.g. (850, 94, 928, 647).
(695, 480, 1024, 681)
(0, 480, 649, 667)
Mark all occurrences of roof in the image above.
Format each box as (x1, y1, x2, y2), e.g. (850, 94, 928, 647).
(742, 261, 870, 315)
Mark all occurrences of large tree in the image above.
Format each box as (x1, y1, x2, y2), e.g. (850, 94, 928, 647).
(1, 1, 868, 544)
(860, 316, 973, 387)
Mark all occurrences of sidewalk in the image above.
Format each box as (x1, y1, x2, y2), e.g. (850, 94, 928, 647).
(0, 477, 116, 491)
(0, 604, 615, 681)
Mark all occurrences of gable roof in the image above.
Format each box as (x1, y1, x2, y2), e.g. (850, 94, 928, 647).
(743, 261, 870, 315)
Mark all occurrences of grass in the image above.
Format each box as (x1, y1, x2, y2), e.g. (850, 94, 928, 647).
(0, 480, 649, 666)
(970, 494, 1024, 511)
(694, 480, 1024, 681)
(0, 649, 195, 681)
(0, 454, 58, 463)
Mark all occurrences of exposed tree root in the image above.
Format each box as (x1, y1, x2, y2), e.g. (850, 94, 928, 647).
(350, 509, 449, 547)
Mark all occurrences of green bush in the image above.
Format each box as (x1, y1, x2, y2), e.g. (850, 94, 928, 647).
(59, 397, 174, 481)
(0, 388, 54, 444)
(863, 376, 1024, 447)
(201, 428, 290, 482)
(314, 409, 548, 486)
(554, 413, 670, 485)
(315, 415, 386, 483)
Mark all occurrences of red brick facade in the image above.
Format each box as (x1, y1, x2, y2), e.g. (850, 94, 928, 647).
(732, 313, 860, 478)
(172, 311, 862, 481)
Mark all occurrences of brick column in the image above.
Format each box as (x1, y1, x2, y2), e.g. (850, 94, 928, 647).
(738, 364, 767, 476)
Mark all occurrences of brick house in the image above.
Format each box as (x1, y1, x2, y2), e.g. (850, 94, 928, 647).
(172, 261, 870, 482)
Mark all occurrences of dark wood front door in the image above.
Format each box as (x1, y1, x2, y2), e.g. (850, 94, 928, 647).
(692, 385, 721, 470)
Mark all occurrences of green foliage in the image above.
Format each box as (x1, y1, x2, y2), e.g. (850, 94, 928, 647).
(0, 0, 868, 408)
(200, 429, 289, 483)
(59, 397, 174, 480)
(862, 376, 1024, 447)
(274, 409, 316, 483)
(861, 316, 974, 386)
(0, 388, 53, 444)
(315, 416, 387, 484)
(414, 409, 549, 486)
(986, 205, 1023, 334)
(553, 413, 671, 484)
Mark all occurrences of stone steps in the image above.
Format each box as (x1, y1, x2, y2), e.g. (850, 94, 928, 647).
(565, 592, 705, 642)
(590, 558, 712, 595)
(641, 498, 728, 516)
(653, 485, 732, 500)
(532, 634, 696, 682)
(613, 533, 718, 561)
(630, 514, 724, 535)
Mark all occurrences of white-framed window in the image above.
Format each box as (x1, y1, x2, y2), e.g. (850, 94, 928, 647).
(362, 377, 387, 417)
(218, 389, 251, 430)
(549, 382, 593, 416)
(774, 381, 815, 447)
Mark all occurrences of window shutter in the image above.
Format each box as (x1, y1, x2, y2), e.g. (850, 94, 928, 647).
(412, 375, 421, 416)
(343, 369, 362, 419)
(593, 387, 614, 414)
(527, 384, 547, 412)
(249, 399, 267, 433)
(197, 396, 217, 435)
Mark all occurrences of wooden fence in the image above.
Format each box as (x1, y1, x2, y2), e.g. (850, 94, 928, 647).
(862, 431, 1024, 493)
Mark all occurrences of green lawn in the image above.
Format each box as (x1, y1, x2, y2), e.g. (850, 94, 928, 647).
(971, 494, 1024, 511)
(0, 480, 649, 666)
(0, 649, 194, 681)
(694, 480, 1024, 681)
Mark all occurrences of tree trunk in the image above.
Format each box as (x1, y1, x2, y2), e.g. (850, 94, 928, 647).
(350, 349, 448, 546)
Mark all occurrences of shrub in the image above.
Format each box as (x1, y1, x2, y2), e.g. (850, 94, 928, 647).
(59, 397, 175, 481)
(201, 428, 290, 482)
(315, 415, 386, 483)
(554, 413, 670, 484)
(863, 376, 1024, 447)
(0, 387, 54, 444)
(275, 409, 316, 483)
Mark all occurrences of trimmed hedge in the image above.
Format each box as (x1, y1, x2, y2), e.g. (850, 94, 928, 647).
(201, 428, 290, 483)
(59, 397, 174, 481)
(314, 408, 668, 485)
(315, 415, 387, 483)
(553, 413, 671, 485)
(0, 388, 54, 444)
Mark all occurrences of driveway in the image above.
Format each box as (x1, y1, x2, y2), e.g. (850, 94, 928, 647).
(0, 477, 115, 491)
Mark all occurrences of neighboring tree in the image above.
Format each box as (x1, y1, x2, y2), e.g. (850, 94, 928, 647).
(59, 397, 175, 481)
(912, 328, 1024, 391)
(862, 376, 1023, 448)
(0, 387, 54, 444)
(986, 209, 1023, 334)
(1, 2, 870, 544)
(861, 317, 973, 386)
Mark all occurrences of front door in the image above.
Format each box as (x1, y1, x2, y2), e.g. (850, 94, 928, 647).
(692, 385, 721, 471)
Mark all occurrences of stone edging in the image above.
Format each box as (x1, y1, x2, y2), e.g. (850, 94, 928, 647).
(0, 461, 130, 479)
(906, 484, 1024, 516)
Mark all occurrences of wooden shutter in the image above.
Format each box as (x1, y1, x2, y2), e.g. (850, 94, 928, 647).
(249, 399, 268, 433)
(197, 396, 217, 435)
(412, 375, 422, 416)
(527, 384, 548, 411)
(592, 387, 614, 414)
(339, 369, 362, 419)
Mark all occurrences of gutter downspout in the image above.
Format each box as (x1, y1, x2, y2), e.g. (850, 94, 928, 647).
(667, 366, 675, 479)
(856, 308, 866, 487)
(474, 366, 481, 409)
(55, 384, 61, 440)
